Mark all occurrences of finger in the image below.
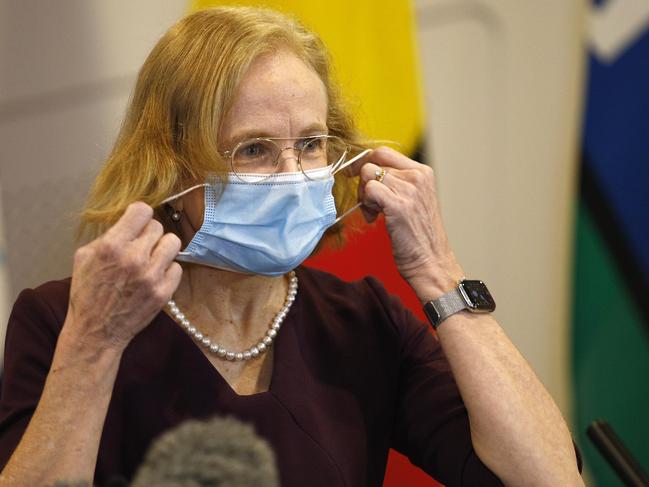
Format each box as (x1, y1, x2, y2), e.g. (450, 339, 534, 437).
(160, 262, 183, 299)
(360, 205, 380, 223)
(105, 202, 154, 242)
(362, 179, 395, 213)
(150, 232, 182, 272)
(363, 146, 419, 171)
(359, 162, 392, 185)
(358, 162, 412, 198)
(134, 219, 164, 254)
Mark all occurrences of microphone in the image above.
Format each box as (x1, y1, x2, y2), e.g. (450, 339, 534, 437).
(587, 420, 649, 487)
(131, 416, 279, 487)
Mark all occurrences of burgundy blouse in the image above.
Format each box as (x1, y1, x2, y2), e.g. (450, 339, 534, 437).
(0, 266, 505, 486)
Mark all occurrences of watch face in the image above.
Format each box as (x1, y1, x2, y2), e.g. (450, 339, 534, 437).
(460, 280, 496, 311)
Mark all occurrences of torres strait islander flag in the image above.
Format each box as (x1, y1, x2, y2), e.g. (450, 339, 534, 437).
(574, 0, 649, 485)
(190, 1, 435, 485)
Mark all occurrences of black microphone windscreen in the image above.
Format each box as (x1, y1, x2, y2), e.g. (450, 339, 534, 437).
(131, 415, 279, 487)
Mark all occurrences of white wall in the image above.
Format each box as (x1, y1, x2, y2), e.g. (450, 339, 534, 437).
(0, 1, 187, 348)
(416, 0, 587, 415)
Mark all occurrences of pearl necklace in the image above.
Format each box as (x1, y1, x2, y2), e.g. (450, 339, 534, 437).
(167, 271, 298, 362)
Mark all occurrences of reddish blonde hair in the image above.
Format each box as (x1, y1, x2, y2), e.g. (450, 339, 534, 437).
(80, 6, 361, 239)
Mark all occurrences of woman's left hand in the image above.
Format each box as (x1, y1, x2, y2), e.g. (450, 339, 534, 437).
(353, 147, 464, 301)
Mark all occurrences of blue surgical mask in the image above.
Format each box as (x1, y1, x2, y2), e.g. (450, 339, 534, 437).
(161, 150, 369, 276)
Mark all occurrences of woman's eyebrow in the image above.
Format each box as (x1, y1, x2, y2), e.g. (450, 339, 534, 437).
(298, 123, 329, 136)
(225, 124, 329, 147)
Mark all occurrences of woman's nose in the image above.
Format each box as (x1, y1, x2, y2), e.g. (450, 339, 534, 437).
(275, 147, 301, 172)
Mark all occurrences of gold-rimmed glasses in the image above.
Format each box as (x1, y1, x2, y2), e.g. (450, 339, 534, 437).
(221, 135, 350, 183)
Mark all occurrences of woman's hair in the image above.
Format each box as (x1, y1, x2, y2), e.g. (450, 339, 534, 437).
(79, 6, 361, 240)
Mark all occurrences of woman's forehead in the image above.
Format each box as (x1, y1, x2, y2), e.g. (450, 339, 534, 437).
(220, 51, 328, 144)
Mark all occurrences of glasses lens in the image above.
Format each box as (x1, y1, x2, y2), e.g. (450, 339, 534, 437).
(232, 139, 280, 181)
(297, 136, 328, 170)
(301, 136, 348, 180)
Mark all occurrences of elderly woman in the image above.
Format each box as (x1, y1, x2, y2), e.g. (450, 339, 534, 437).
(0, 6, 582, 487)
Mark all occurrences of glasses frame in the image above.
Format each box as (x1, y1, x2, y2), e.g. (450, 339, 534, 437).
(221, 134, 351, 183)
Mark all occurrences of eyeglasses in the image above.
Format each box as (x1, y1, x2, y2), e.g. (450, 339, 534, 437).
(221, 135, 350, 183)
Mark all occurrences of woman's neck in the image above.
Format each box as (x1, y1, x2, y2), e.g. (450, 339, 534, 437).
(170, 264, 289, 339)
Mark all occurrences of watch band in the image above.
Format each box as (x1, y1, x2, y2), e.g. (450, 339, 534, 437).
(423, 288, 468, 329)
(423, 279, 496, 329)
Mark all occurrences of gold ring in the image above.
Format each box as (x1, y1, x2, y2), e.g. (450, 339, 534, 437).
(375, 168, 387, 183)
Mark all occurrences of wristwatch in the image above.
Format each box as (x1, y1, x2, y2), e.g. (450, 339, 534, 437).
(423, 279, 496, 329)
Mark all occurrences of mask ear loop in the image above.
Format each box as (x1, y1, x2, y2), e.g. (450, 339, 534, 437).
(331, 148, 372, 224)
(331, 148, 372, 176)
(160, 183, 208, 205)
(159, 183, 210, 259)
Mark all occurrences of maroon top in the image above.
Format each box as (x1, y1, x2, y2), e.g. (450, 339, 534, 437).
(0, 266, 505, 486)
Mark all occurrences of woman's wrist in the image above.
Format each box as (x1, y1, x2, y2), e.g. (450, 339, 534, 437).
(405, 256, 465, 303)
(54, 319, 125, 383)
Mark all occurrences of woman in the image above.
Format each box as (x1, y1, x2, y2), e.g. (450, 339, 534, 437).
(0, 6, 582, 487)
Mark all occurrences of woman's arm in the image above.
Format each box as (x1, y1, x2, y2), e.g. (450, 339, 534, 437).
(355, 147, 582, 486)
(0, 203, 181, 486)
(0, 330, 123, 486)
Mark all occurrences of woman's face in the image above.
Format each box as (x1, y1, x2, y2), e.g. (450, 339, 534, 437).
(178, 49, 329, 244)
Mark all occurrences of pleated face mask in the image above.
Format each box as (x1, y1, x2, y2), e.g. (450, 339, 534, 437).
(161, 150, 370, 276)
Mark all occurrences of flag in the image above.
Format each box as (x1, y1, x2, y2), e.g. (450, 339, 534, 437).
(573, 1, 649, 484)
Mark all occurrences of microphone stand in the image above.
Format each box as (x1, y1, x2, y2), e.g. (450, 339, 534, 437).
(587, 420, 649, 487)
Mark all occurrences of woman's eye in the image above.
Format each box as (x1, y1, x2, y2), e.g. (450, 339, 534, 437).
(299, 138, 323, 153)
(240, 143, 265, 158)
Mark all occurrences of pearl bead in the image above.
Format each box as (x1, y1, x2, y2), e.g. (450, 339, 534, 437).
(169, 273, 297, 361)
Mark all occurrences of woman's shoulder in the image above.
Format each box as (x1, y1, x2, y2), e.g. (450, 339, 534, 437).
(9, 277, 72, 338)
(16, 277, 72, 312)
(295, 266, 392, 307)
(295, 266, 422, 339)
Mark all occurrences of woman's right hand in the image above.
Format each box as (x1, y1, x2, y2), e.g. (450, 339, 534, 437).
(63, 202, 182, 353)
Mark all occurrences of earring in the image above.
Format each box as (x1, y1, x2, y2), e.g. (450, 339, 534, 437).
(171, 210, 182, 222)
